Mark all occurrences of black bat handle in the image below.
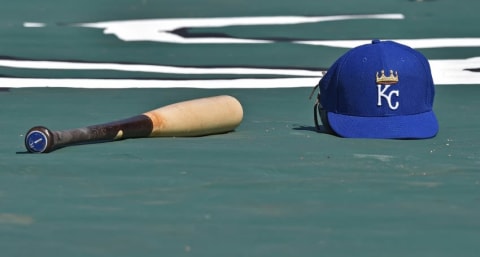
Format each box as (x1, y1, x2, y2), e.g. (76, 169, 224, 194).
(24, 115, 153, 153)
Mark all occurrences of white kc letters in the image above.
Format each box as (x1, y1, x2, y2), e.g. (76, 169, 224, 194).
(377, 84, 399, 110)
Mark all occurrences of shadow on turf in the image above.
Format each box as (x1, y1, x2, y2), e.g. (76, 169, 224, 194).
(293, 125, 330, 134)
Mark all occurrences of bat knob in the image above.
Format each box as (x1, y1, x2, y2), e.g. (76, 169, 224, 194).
(25, 126, 54, 153)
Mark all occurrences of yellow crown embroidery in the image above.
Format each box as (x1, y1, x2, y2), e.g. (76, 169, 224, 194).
(376, 70, 399, 84)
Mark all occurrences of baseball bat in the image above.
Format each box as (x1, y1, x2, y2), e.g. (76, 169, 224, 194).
(24, 95, 243, 153)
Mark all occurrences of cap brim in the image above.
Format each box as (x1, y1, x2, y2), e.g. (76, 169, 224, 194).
(327, 111, 439, 139)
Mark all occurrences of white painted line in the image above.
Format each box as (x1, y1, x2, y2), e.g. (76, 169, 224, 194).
(23, 22, 46, 28)
(0, 59, 322, 77)
(0, 77, 320, 89)
(77, 14, 404, 44)
(295, 38, 480, 49)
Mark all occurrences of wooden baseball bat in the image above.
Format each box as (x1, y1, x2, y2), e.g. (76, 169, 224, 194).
(24, 95, 243, 153)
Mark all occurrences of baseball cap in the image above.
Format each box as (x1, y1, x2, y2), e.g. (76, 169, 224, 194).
(317, 39, 438, 139)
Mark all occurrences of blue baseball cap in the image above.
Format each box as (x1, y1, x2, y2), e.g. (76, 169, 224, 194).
(319, 39, 438, 139)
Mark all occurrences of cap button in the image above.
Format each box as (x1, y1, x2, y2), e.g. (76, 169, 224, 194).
(372, 39, 381, 44)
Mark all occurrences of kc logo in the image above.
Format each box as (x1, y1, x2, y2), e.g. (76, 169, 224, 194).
(375, 70, 400, 110)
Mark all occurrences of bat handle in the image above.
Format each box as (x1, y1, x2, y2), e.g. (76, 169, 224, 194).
(25, 126, 55, 153)
(24, 115, 154, 153)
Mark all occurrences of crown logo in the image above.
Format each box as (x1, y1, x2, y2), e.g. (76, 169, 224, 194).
(376, 70, 399, 84)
